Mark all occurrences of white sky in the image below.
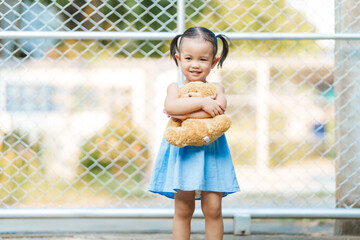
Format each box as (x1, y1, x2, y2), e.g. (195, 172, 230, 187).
(288, 0, 335, 33)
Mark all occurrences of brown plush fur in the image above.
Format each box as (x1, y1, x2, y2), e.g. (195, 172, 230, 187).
(164, 82, 231, 148)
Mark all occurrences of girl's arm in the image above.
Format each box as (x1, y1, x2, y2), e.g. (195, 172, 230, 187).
(185, 110, 211, 119)
(213, 83, 227, 111)
(165, 110, 211, 121)
(165, 83, 228, 120)
(164, 82, 224, 117)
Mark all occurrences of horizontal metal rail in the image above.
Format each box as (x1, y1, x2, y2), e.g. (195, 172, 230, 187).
(1, 208, 360, 219)
(0, 31, 177, 40)
(1, 31, 360, 40)
(226, 32, 360, 40)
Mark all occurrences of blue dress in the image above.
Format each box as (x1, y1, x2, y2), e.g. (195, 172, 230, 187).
(148, 82, 240, 200)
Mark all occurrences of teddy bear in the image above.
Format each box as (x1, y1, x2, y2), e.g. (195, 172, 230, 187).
(164, 82, 231, 148)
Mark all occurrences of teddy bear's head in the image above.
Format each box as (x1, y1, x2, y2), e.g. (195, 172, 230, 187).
(178, 82, 216, 98)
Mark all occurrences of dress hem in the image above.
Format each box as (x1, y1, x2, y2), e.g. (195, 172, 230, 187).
(148, 187, 240, 200)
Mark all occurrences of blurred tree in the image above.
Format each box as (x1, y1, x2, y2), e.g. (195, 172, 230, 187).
(40, 0, 316, 58)
(186, 0, 317, 55)
(188, 0, 315, 32)
(0, 131, 42, 206)
(78, 106, 149, 195)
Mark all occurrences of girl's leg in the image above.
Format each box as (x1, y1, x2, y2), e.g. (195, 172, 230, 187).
(201, 191, 223, 240)
(173, 190, 195, 240)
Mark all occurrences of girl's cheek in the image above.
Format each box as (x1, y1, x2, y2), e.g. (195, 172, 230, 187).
(202, 63, 211, 68)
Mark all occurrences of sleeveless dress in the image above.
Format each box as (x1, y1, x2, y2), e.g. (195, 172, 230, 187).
(148, 81, 240, 200)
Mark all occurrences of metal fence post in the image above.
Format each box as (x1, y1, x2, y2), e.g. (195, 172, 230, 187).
(177, 0, 185, 33)
(334, 0, 360, 235)
(233, 214, 251, 235)
(177, 0, 185, 83)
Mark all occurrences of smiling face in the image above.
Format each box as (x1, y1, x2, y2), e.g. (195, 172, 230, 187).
(176, 37, 219, 83)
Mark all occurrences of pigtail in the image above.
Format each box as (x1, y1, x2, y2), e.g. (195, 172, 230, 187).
(216, 34, 230, 68)
(170, 34, 182, 66)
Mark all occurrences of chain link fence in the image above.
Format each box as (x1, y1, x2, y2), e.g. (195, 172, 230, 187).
(0, 0, 358, 213)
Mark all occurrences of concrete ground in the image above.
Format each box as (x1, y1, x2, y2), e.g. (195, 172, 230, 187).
(2, 219, 360, 240)
(1, 233, 360, 240)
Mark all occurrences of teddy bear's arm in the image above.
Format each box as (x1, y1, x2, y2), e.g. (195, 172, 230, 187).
(164, 83, 207, 115)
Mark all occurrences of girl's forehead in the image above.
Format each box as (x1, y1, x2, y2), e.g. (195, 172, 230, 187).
(179, 37, 213, 54)
(181, 36, 209, 45)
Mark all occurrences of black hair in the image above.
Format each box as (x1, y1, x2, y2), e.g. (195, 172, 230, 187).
(170, 27, 229, 68)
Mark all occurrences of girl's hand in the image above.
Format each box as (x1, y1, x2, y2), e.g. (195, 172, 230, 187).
(202, 95, 225, 117)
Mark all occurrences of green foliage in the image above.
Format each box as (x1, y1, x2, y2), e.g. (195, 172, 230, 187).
(187, 0, 315, 32)
(40, 0, 318, 58)
(102, 0, 177, 32)
(42, 0, 177, 58)
(186, 0, 318, 56)
(0, 131, 42, 205)
(78, 107, 149, 196)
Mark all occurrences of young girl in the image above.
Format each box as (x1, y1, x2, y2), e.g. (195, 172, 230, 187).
(148, 27, 240, 240)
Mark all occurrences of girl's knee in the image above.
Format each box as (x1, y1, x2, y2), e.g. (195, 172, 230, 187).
(175, 204, 195, 219)
(202, 205, 222, 219)
(201, 192, 222, 219)
(201, 200, 222, 219)
(174, 191, 195, 219)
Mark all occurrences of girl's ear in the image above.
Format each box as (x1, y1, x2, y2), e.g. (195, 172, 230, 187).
(211, 57, 220, 69)
(175, 54, 181, 64)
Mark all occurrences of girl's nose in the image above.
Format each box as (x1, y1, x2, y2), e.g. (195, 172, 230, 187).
(191, 60, 200, 68)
